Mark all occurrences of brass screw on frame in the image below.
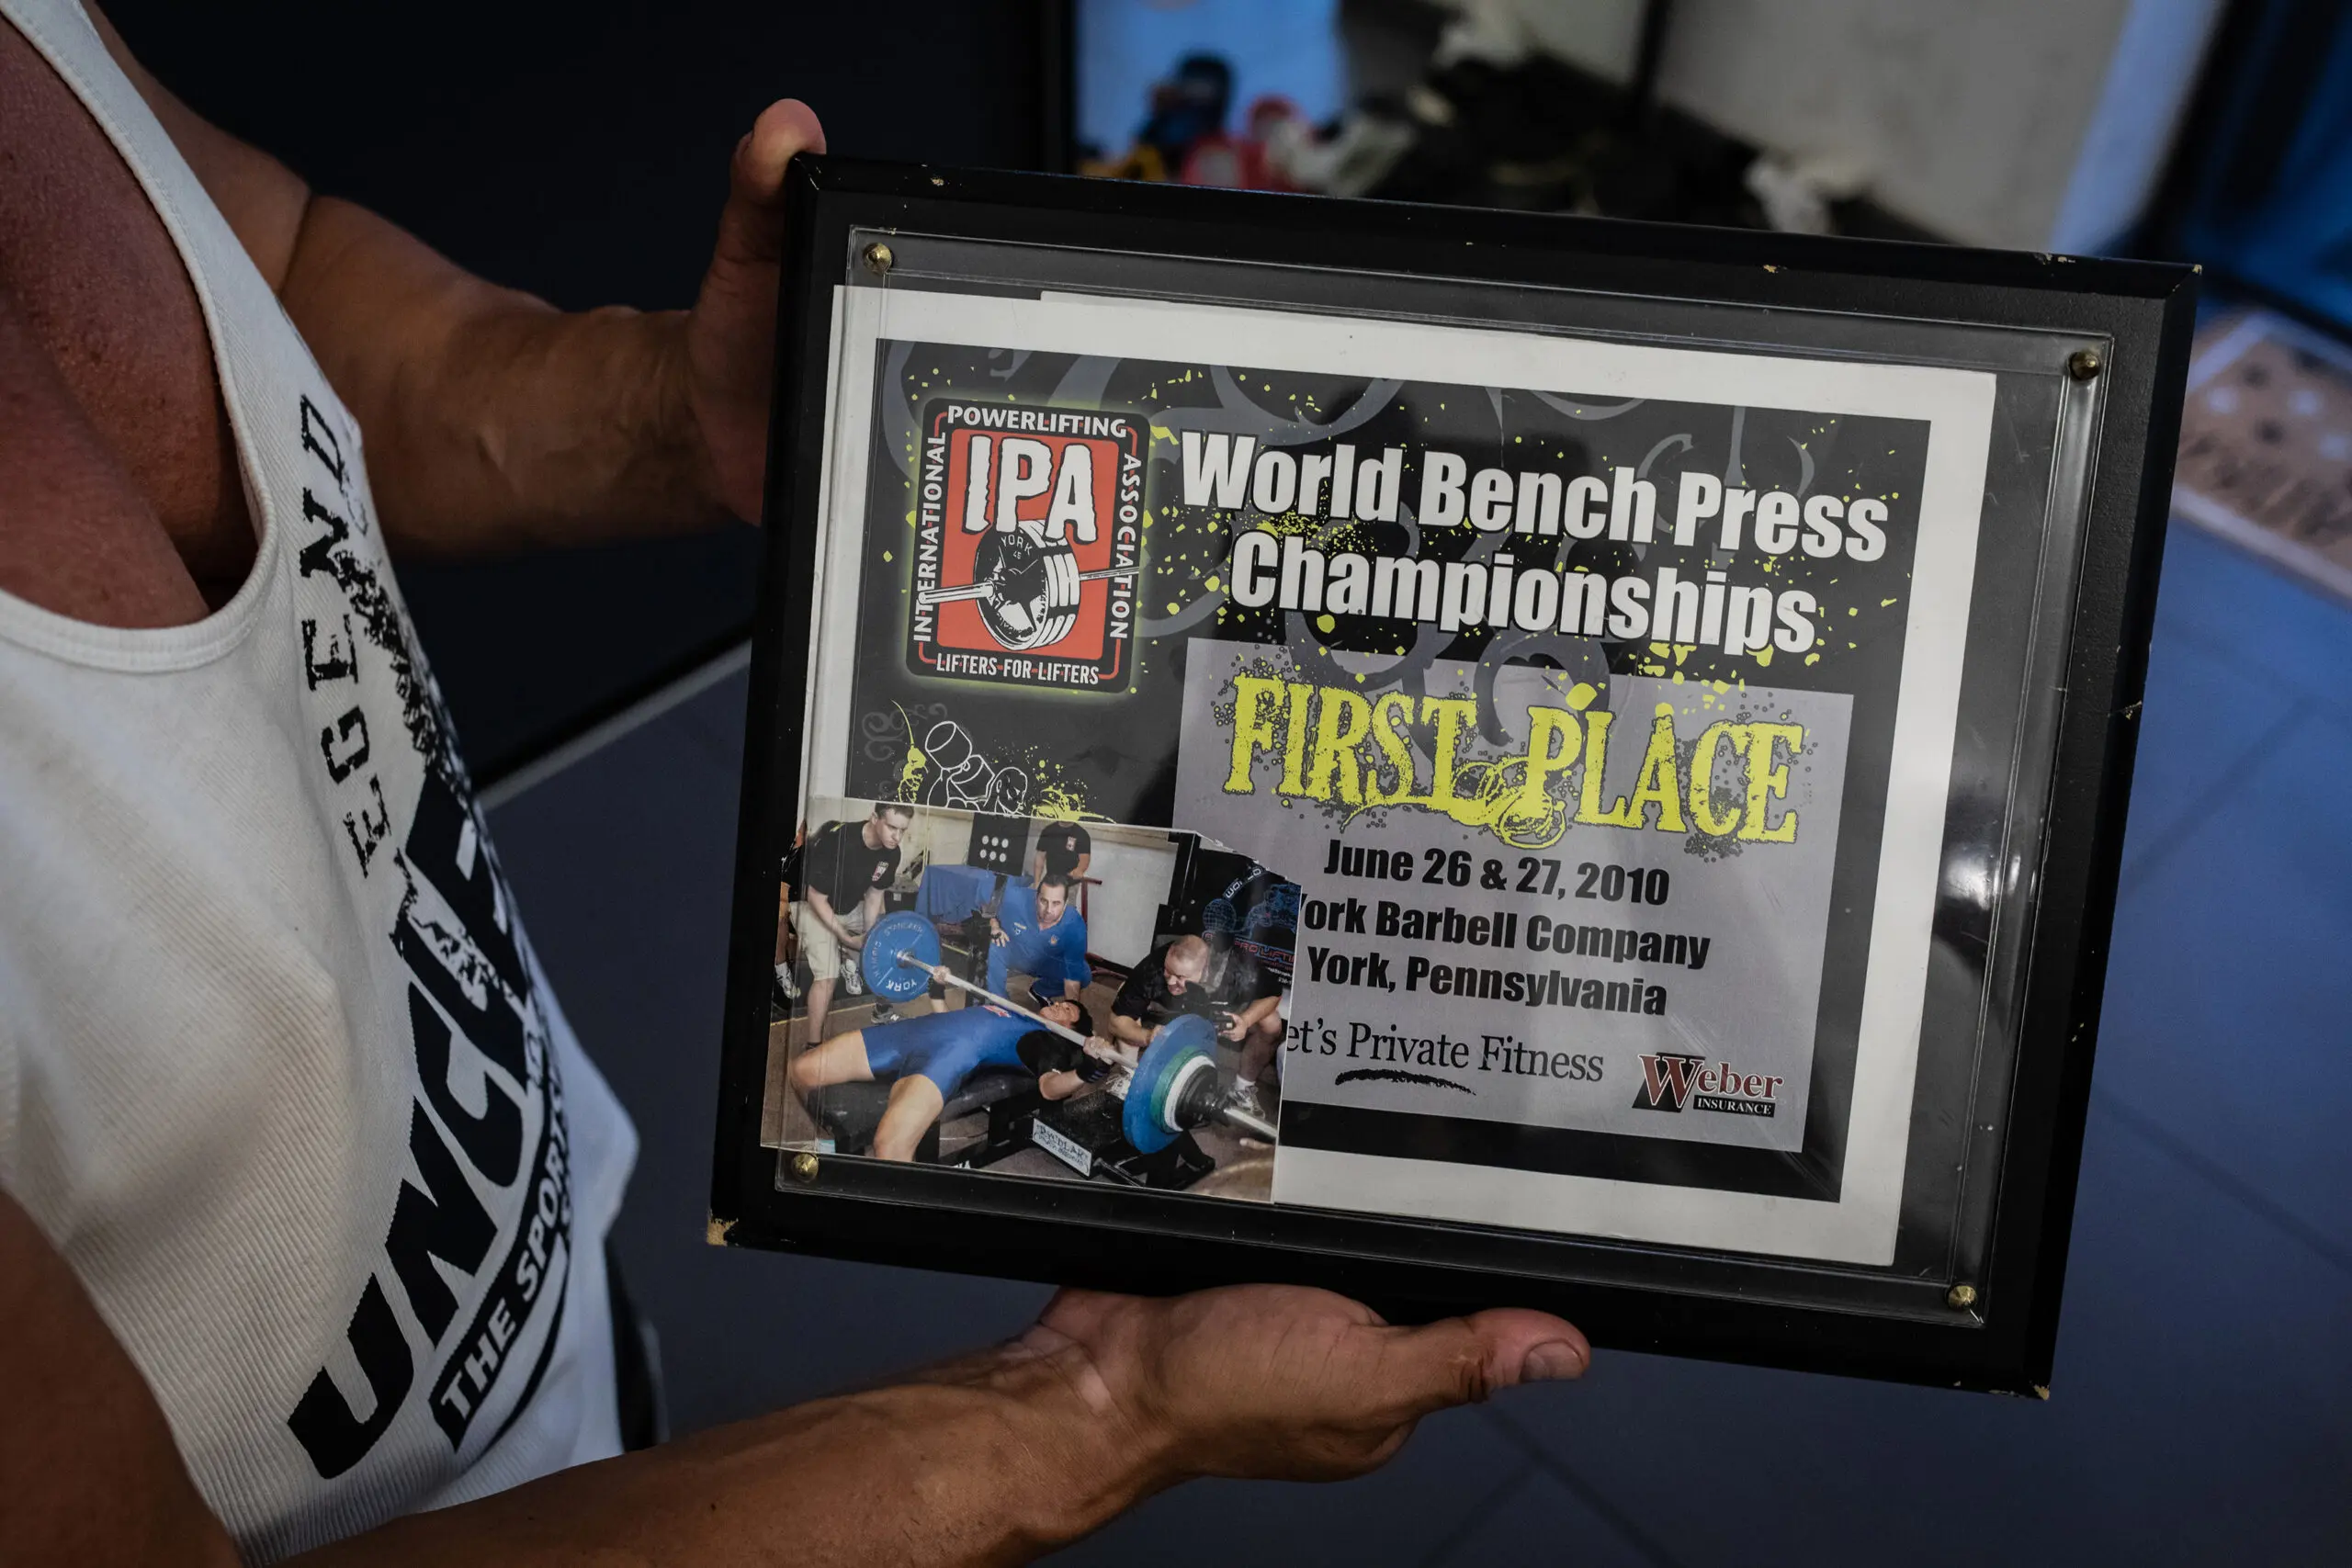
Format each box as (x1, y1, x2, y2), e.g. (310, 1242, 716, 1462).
(789, 1151, 820, 1185)
(2067, 348, 2102, 380)
(862, 242, 894, 276)
(1947, 1282, 1979, 1310)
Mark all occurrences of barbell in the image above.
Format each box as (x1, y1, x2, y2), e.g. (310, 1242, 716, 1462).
(860, 910, 1085, 1041)
(1122, 1012, 1219, 1153)
(857, 910, 1277, 1151)
(913, 526, 1142, 651)
(915, 564, 1141, 607)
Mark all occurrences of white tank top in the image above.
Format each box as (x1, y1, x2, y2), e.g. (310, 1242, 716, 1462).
(0, 3, 638, 1559)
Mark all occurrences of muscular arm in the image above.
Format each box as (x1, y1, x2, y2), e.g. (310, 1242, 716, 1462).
(4, 1192, 1587, 1568)
(300, 1333, 1151, 1568)
(278, 201, 728, 550)
(92, 6, 818, 552)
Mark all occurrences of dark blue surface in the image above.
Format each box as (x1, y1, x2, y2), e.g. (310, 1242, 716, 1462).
(2169, 1, 2352, 333)
(484, 521, 2352, 1564)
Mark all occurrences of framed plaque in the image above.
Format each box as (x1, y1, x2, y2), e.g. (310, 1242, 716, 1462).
(710, 154, 2195, 1393)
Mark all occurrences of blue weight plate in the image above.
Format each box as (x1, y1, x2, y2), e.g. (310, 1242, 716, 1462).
(1157, 1012, 1218, 1058)
(1122, 1013, 1217, 1155)
(861, 910, 940, 1003)
(1122, 1056, 1182, 1154)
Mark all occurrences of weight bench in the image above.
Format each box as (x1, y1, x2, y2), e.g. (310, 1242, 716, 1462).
(804, 1063, 1042, 1167)
(823, 912, 1275, 1174)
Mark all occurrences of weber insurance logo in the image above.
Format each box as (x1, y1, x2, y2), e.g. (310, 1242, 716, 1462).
(908, 401, 1145, 694)
(1631, 1054, 1784, 1119)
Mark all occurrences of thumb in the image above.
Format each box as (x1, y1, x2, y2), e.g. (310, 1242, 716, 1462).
(1374, 1308, 1590, 1419)
(711, 98, 826, 278)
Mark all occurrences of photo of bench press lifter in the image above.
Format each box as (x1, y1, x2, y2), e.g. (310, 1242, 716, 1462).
(763, 798, 1296, 1200)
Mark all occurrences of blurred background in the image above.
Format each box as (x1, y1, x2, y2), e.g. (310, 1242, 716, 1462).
(107, 2, 2349, 1562)
(103, 0, 2351, 768)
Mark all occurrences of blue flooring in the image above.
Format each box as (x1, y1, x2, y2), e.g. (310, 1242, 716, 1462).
(483, 520, 2352, 1564)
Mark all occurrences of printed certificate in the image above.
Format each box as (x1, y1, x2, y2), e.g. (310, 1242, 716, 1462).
(793, 286, 1994, 1266)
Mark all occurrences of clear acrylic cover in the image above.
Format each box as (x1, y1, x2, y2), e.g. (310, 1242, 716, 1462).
(751, 218, 2116, 1334)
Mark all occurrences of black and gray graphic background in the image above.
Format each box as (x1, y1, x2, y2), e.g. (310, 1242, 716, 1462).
(842, 340, 1931, 851)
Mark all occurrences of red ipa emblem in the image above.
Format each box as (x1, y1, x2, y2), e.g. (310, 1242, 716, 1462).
(907, 401, 1145, 694)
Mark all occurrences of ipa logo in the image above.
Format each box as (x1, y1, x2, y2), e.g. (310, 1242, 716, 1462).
(907, 400, 1146, 694)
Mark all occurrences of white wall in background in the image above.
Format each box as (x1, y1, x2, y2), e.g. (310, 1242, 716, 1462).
(1075, 0, 2221, 254)
(1653, 0, 2139, 249)
(1080, 829, 1181, 969)
(905, 811, 971, 886)
(1463, 0, 2220, 252)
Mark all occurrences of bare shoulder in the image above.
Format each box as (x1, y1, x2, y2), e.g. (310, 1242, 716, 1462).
(0, 280, 207, 626)
(0, 15, 265, 618)
(84, 4, 311, 290)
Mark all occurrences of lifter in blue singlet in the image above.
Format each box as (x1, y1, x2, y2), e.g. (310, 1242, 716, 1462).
(787, 982, 1108, 1160)
(987, 871, 1092, 1001)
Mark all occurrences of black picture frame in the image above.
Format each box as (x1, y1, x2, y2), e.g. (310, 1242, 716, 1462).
(710, 153, 2194, 1395)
